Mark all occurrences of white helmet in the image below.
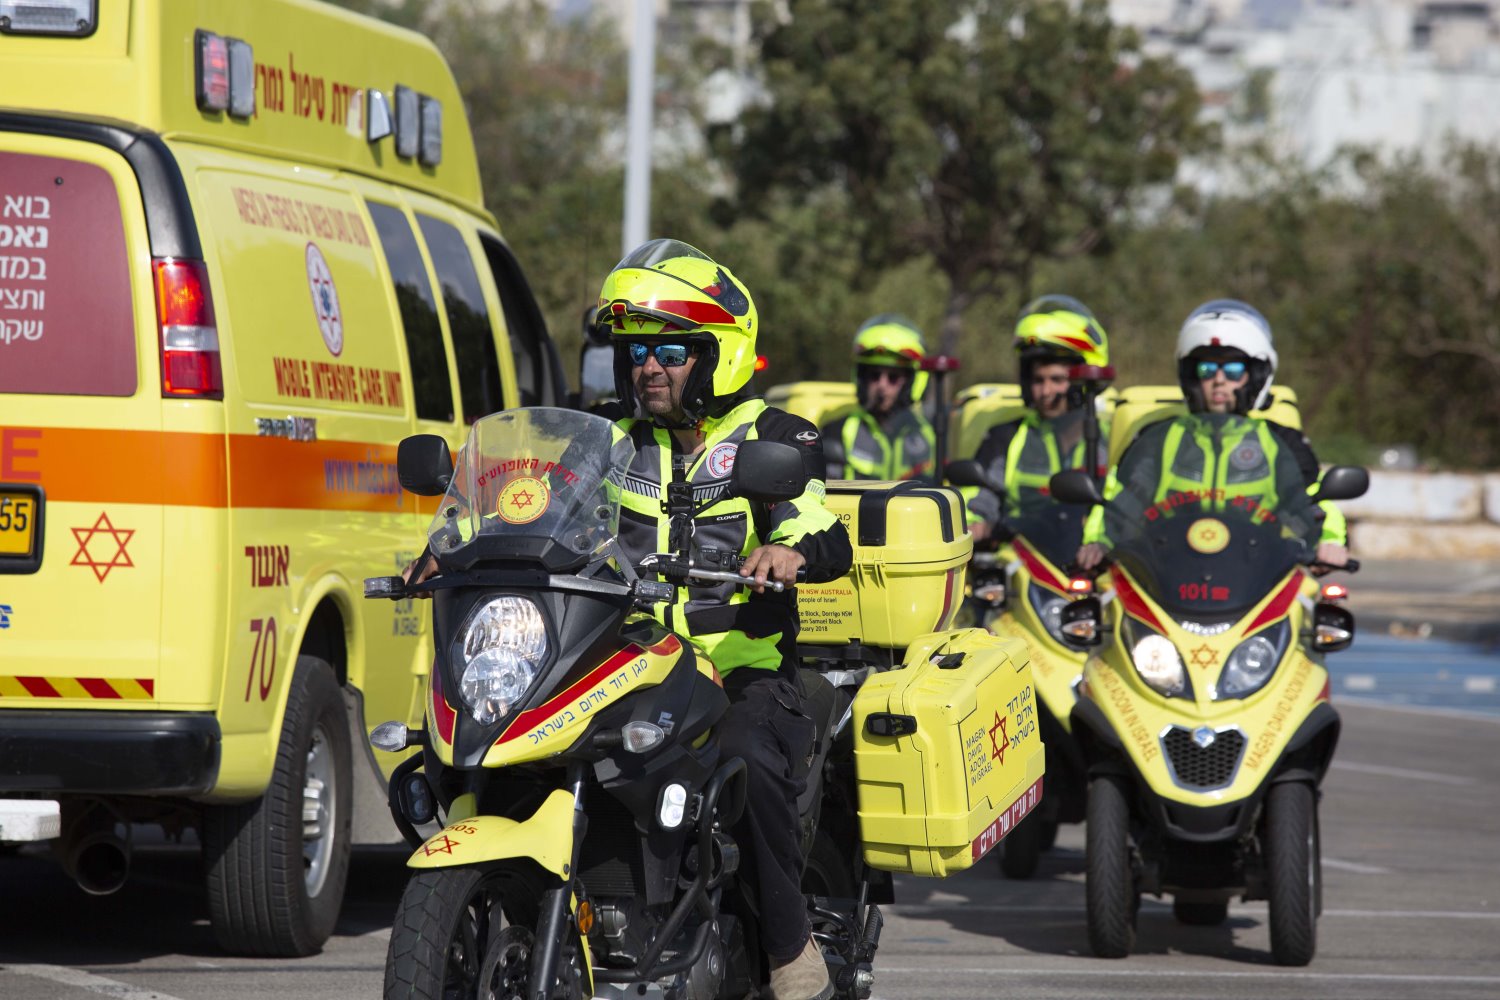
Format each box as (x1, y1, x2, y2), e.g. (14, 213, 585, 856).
(1175, 299, 1278, 412)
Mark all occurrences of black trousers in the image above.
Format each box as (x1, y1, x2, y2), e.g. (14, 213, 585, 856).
(718, 667, 817, 965)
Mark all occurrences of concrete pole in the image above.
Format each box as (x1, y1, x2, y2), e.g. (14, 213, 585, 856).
(622, 0, 657, 256)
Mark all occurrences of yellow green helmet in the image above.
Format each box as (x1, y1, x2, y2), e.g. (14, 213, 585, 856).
(595, 239, 758, 421)
(1013, 295, 1110, 406)
(852, 314, 929, 403)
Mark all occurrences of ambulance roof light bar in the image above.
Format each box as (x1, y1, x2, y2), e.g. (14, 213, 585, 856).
(0, 0, 97, 37)
(394, 85, 420, 159)
(419, 96, 443, 166)
(195, 29, 255, 120)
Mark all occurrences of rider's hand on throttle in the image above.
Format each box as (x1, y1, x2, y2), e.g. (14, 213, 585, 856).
(739, 544, 805, 594)
(1076, 543, 1108, 571)
(1312, 541, 1349, 576)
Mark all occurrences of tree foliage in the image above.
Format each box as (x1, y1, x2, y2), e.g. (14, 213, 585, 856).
(729, 0, 1216, 353)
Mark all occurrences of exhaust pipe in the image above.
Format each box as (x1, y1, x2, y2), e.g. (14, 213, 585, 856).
(67, 830, 131, 895)
(56, 801, 132, 896)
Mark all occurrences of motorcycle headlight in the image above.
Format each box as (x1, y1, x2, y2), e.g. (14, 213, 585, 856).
(459, 597, 549, 725)
(1028, 583, 1070, 645)
(1217, 620, 1291, 700)
(1127, 619, 1187, 697)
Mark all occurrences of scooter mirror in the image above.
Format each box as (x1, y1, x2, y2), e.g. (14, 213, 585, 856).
(397, 434, 454, 496)
(732, 440, 808, 504)
(1313, 465, 1369, 502)
(945, 459, 1003, 494)
(1049, 469, 1104, 506)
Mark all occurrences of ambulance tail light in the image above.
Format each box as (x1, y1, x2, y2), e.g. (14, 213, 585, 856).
(153, 258, 223, 399)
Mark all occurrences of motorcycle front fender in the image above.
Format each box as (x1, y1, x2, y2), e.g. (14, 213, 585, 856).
(406, 787, 576, 876)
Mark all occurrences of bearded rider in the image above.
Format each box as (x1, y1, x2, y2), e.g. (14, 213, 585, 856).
(595, 239, 852, 1000)
(966, 295, 1111, 548)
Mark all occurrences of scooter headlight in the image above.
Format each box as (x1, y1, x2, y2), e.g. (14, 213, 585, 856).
(459, 597, 549, 725)
(1027, 583, 1070, 645)
(1127, 619, 1187, 697)
(1217, 620, 1291, 700)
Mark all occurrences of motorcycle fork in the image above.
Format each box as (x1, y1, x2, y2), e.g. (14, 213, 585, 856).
(528, 761, 589, 1000)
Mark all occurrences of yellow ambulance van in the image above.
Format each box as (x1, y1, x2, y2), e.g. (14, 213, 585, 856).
(0, 0, 565, 956)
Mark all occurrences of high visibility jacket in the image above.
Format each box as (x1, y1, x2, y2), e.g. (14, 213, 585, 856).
(966, 410, 1108, 529)
(821, 406, 935, 481)
(616, 398, 853, 674)
(1085, 414, 1343, 547)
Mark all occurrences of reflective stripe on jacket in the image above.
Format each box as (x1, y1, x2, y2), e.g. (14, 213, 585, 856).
(823, 407, 935, 481)
(616, 398, 852, 674)
(966, 410, 1109, 527)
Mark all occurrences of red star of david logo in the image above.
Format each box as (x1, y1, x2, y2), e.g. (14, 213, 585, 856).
(421, 834, 459, 857)
(70, 512, 135, 582)
(988, 711, 1008, 765)
(509, 489, 535, 510)
(1189, 644, 1220, 669)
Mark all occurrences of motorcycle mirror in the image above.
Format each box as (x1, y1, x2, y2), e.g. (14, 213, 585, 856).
(1313, 465, 1369, 502)
(945, 459, 1003, 494)
(1049, 469, 1105, 506)
(731, 440, 808, 504)
(397, 434, 454, 496)
(1059, 596, 1103, 647)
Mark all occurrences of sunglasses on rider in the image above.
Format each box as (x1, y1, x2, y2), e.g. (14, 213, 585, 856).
(627, 342, 695, 368)
(1195, 360, 1249, 381)
(856, 364, 912, 385)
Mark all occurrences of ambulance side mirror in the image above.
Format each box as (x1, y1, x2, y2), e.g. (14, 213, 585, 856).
(732, 441, 807, 505)
(397, 434, 453, 496)
(1312, 465, 1369, 502)
(1049, 470, 1104, 506)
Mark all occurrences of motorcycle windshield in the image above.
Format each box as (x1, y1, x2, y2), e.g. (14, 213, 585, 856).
(1008, 505, 1089, 570)
(1110, 508, 1309, 621)
(427, 408, 636, 567)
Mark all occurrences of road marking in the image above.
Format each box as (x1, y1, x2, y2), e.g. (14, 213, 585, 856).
(1330, 759, 1476, 786)
(0, 964, 188, 1000)
(1343, 674, 1377, 691)
(877, 966, 1500, 984)
(889, 901, 1500, 918)
(1322, 856, 1391, 874)
(1336, 696, 1500, 724)
(1464, 676, 1497, 693)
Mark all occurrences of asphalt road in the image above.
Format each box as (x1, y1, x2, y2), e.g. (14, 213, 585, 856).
(2, 640, 1497, 1000)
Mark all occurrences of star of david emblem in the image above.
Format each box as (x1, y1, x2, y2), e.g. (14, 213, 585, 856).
(988, 711, 1008, 765)
(421, 834, 459, 857)
(1200, 526, 1219, 543)
(509, 489, 535, 510)
(1189, 644, 1220, 669)
(70, 512, 135, 582)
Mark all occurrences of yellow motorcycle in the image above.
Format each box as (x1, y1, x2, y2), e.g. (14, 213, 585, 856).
(1050, 466, 1367, 966)
(364, 408, 1044, 1000)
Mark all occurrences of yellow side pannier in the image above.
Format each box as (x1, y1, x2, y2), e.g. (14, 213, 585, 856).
(852, 629, 1045, 877)
(797, 481, 971, 649)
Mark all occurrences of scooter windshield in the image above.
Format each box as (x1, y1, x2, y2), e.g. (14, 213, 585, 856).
(1110, 509, 1310, 621)
(426, 408, 636, 570)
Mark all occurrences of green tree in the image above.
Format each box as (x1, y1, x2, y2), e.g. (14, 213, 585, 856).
(729, 0, 1215, 356)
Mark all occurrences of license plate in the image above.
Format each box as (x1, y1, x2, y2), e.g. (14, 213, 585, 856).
(0, 489, 39, 558)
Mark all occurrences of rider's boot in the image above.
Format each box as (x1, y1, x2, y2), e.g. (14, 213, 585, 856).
(768, 936, 834, 1000)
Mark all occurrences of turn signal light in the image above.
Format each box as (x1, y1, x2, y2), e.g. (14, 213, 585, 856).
(1321, 583, 1349, 601)
(754, 354, 769, 372)
(1068, 577, 1094, 594)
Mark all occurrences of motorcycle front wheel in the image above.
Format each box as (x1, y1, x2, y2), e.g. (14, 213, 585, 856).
(384, 868, 584, 1000)
(1265, 781, 1320, 967)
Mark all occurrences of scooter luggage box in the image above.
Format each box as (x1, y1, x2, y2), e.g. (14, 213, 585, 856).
(798, 481, 971, 649)
(852, 629, 1046, 877)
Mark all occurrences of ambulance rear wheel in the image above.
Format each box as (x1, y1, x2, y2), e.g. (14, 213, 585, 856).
(203, 656, 353, 956)
(1265, 781, 1319, 967)
(1085, 775, 1137, 959)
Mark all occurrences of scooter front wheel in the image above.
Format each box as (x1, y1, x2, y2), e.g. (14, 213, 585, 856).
(1265, 781, 1320, 966)
(384, 868, 585, 1000)
(1084, 775, 1138, 958)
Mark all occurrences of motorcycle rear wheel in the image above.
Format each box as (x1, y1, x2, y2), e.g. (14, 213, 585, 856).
(384, 868, 584, 1000)
(1084, 775, 1137, 958)
(1265, 781, 1320, 966)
